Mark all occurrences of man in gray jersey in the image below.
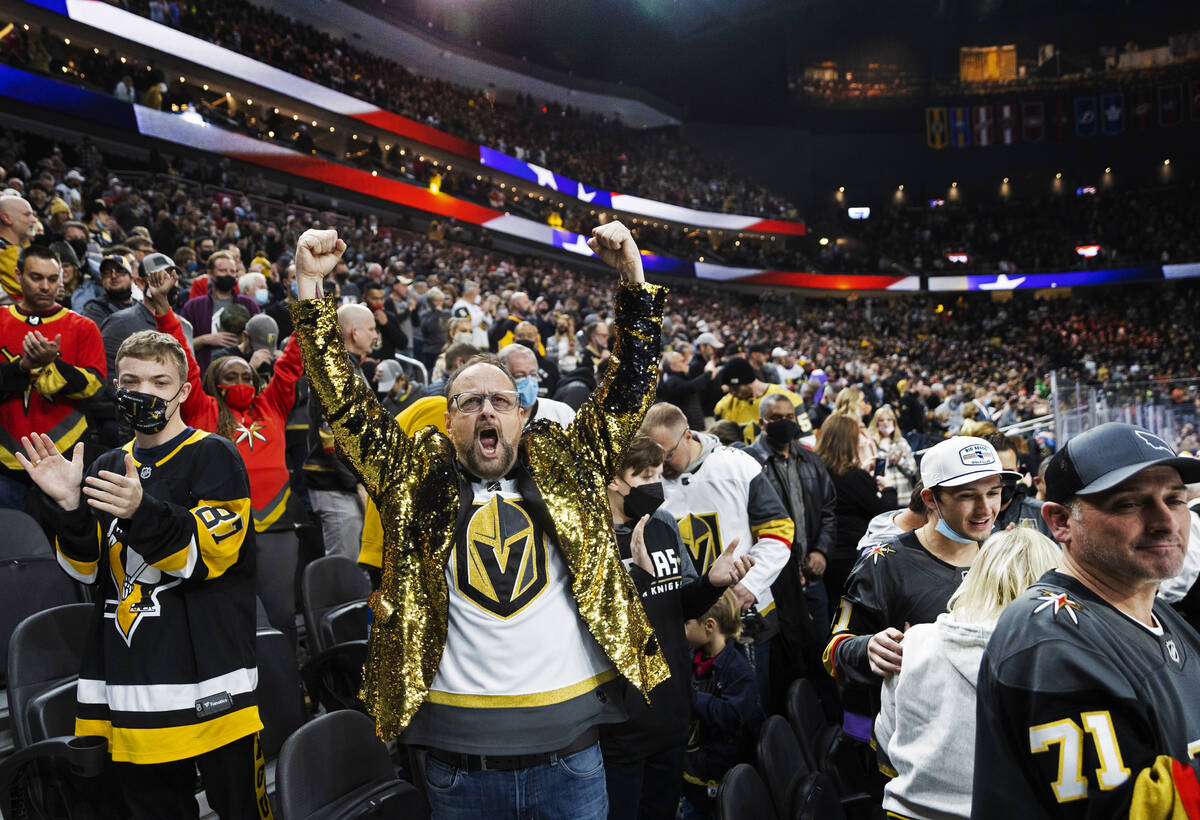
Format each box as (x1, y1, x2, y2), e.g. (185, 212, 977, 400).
(974, 423, 1200, 818)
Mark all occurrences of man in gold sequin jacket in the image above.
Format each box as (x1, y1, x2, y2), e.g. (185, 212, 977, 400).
(291, 222, 669, 819)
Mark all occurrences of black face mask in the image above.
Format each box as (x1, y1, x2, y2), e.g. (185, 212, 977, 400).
(105, 286, 133, 303)
(765, 419, 801, 444)
(117, 387, 181, 434)
(1001, 480, 1023, 507)
(335, 272, 349, 282)
(67, 238, 88, 263)
(623, 481, 665, 522)
(166, 285, 180, 305)
(214, 275, 237, 292)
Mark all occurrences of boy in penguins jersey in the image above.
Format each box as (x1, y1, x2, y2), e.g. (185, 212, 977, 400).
(974, 424, 1200, 818)
(23, 329, 266, 820)
(641, 402, 794, 707)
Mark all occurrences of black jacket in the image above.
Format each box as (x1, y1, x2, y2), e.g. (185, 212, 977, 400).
(601, 510, 722, 762)
(658, 368, 712, 431)
(829, 468, 897, 562)
(372, 305, 409, 361)
(744, 437, 836, 560)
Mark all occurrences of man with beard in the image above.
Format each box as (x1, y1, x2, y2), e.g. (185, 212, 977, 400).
(80, 253, 138, 327)
(180, 250, 260, 373)
(290, 221, 668, 819)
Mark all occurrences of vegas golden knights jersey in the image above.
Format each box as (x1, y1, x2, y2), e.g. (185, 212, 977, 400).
(35, 428, 260, 764)
(661, 433, 793, 621)
(973, 570, 1200, 818)
(399, 478, 625, 755)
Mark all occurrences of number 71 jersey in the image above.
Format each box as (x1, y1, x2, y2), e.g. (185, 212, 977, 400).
(973, 570, 1200, 818)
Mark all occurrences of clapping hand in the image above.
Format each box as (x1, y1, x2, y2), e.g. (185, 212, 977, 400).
(81, 453, 143, 519)
(21, 331, 61, 370)
(16, 435, 84, 511)
(708, 537, 755, 587)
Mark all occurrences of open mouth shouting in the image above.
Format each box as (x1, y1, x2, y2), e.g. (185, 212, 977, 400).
(476, 422, 501, 461)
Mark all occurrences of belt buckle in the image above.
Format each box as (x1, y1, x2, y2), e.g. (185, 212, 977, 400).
(478, 754, 496, 772)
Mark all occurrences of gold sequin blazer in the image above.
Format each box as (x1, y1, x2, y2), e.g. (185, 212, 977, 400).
(290, 281, 671, 739)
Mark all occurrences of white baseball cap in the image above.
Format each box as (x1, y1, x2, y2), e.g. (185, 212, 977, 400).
(920, 436, 1021, 488)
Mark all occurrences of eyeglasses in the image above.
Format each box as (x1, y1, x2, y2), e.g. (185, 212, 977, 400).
(449, 391, 520, 414)
(100, 268, 130, 280)
(663, 428, 689, 460)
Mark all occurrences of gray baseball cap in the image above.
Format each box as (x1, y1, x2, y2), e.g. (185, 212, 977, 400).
(141, 252, 176, 276)
(245, 314, 279, 353)
(694, 331, 724, 348)
(1044, 423, 1200, 503)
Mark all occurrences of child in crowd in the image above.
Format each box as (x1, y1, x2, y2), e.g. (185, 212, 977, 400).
(680, 589, 765, 819)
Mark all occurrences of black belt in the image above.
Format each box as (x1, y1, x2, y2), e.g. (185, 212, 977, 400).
(425, 727, 598, 772)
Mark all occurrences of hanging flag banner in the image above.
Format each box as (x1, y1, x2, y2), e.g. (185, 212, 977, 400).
(1074, 96, 1098, 137)
(998, 103, 1017, 145)
(972, 105, 994, 147)
(926, 107, 948, 149)
(1134, 88, 1154, 129)
(1053, 98, 1071, 140)
(1101, 92, 1125, 135)
(1159, 84, 1182, 127)
(949, 106, 972, 148)
(1022, 101, 1045, 142)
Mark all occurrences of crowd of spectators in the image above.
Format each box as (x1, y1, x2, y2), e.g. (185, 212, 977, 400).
(100, 0, 800, 219)
(4, 116, 1200, 818)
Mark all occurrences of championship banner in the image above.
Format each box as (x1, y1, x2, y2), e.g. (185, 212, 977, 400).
(1191, 80, 1200, 122)
(1074, 96, 1098, 137)
(972, 105, 994, 147)
(1052, 98, 1071, 140)
(1134, 88, 1154, 129)
(1101, 92, 1125, 135)
(1022, 101, 1045, 142)
(949, 107, 972, 148)
(998, 103, 1017, 145)
(1159, 84, 1182, 127)
(926, 107, 948, 149)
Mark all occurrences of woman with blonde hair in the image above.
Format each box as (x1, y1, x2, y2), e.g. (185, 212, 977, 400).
(874, 528, 1059, 820)
(832, 386, 877, 468)
(868, 405, 918, 505)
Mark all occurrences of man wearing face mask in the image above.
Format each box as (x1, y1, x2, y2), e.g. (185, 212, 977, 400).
(21, 329, 264, 819)
(100, 254, 195, 388)
(180, 250, 260, 375)
(451, 281, 489, 349)
(744, 393, 840, 707)
(513, 320, 559, 397)
(601, 435, 753, 819)
(983, 432, 1054, 538)
(80, 253, 138, 327)
(498, 343, 575, 428)
(825, 437, 1017, 736)
(0, 245, 105, 510)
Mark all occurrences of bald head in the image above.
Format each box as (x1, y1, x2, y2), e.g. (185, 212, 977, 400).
(0, 195, 37, 242)
(498, 343, 537, 376)
(337, 303, 377, 356)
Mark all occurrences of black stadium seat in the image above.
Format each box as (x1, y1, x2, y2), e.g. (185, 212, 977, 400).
(793, 771, 846, 820)
(0, 558, 89, 681)
(756, 715, 810, 818)
(301, 556, 371, 655)
(275, 709, 425, 820)
(0, 508, 53, 558)
(0, 603, 116, 819)
(785, 678, 839, 773)
(255, 625, 308, 762)
(716, 763, 779, 820)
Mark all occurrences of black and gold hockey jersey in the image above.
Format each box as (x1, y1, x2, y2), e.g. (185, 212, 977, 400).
(824, 531, 970, 686)
(34, 428, 261, 764)
(973, 570, 1200, 818)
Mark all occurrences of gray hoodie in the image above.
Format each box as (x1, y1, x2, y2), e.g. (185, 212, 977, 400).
(875, 612, 994, 820)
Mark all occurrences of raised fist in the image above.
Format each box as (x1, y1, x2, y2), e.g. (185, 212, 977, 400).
(587, 221, 644, 283)
(295, 229, 347, 299)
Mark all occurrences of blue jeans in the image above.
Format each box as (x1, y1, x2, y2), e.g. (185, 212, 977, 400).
(424, 741, 608, 820)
